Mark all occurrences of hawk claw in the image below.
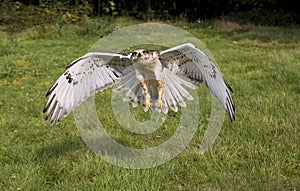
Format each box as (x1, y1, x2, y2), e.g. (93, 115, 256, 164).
(157, 99, 162, 109)
(145, 99, 151, 109)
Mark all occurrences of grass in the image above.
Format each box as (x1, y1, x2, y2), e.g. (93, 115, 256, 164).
(0, 18, 299, 190)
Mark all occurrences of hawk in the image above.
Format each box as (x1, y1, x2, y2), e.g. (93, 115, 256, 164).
(44, 43, 235, 125)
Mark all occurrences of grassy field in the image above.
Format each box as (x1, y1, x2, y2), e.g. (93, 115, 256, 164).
(0, 18, 299, 190)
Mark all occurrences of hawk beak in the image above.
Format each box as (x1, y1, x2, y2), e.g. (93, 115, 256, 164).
(137, 52, 142, 57)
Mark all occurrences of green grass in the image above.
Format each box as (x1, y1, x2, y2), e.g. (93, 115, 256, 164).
(0, 19, 299, 190)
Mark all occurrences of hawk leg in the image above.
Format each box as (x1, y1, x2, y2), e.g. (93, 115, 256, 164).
(140, 81, 150, 110)
(157, 80, 164, 109)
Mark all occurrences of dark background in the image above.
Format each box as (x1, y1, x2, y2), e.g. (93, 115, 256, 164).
(1, 0, 299, 30)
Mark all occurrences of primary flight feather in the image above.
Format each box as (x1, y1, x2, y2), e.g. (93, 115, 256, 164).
(44, 43, 235, 125)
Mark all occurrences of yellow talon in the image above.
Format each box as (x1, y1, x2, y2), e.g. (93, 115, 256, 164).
(158, 99, 162, 109)
(146, 99, 151, 109)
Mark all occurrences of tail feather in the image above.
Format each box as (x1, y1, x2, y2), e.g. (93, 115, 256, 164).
(113, 69, 196, 114)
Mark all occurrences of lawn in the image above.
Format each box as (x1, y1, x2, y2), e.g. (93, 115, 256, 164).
(0, 18, 299, 190)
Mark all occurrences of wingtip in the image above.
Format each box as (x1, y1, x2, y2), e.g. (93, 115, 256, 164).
(224, 79, 233, 93)
(43, 107, 47, 114)
(225, 101, 235, 123)
(230, 114, 235, 122)
(45, 83, 58, 97)
(43, 94, 56, 113)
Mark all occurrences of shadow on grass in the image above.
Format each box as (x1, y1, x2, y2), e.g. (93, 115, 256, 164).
(35, 137, 86, 161)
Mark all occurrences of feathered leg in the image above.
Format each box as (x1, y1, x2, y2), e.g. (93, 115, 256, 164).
(157, 80, 164, 108)
(140, 80, 151, 110)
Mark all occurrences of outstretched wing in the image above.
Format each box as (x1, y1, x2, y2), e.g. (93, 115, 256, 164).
(160, 43, 235, 121)
(43, 52, 133, 125)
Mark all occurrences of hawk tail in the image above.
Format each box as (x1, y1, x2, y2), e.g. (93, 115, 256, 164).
(113, 69, 197, 114)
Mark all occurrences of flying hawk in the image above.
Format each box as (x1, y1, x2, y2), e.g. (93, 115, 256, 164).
(43, 43, 235, 125)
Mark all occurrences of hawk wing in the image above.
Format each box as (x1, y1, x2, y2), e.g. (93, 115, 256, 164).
(160, 43, 235, 121)
(43, 52, 133, 125)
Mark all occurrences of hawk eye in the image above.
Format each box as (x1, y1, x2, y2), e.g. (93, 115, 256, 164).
(142, 50, 150, 54)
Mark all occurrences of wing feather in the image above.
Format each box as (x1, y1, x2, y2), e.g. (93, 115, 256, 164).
(163, 85, 178, 112)
(43, 52, 133, 125)
(160, 43, 235, 121)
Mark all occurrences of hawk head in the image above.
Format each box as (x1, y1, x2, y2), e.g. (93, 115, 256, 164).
(130, 49, 160, 64)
